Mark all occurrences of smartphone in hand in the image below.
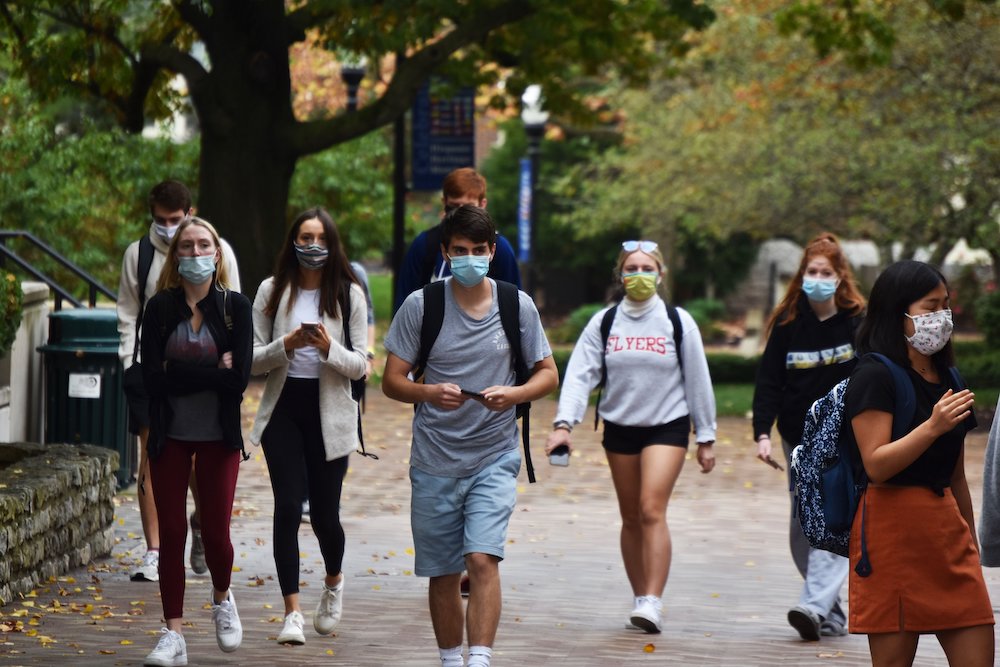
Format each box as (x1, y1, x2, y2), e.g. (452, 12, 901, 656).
(300, 321, 319, 331)
(766, 457, 784, 471)
(460, 388, 485, 399)
(549, 444, 570, 467)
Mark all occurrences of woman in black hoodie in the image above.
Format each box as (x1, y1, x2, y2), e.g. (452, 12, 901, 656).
(751, 233, 866, 641)
(140, 217, 252, 667)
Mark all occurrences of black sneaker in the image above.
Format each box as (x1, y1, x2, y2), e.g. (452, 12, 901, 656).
(787, 606, 821, 641)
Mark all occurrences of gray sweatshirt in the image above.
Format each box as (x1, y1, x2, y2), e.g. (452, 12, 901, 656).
(555, 295, 717, 443)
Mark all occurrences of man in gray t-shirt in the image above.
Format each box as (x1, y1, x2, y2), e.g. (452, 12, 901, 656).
(383, 205, 557, 667)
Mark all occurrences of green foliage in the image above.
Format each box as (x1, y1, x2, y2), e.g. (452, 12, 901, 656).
(683, 298, 726, 330)
(0, 273, 24, 358)
(548, 303, 605, 345)
(974, 292, 1000, 347)
(706, 353, 760, 384)
(0, 72, 197, 294)
(288, 130, 393, 262)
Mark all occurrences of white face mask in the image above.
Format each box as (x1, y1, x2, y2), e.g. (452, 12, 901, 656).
(905, 308, 953, 356)
(153, 222, 179, 243)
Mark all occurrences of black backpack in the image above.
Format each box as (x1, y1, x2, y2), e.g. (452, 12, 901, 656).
(412, 279, 536, 482)
(594, 301, 684, 429)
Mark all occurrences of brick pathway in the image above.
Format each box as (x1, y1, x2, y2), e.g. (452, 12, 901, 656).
(1, 381, 997, 665)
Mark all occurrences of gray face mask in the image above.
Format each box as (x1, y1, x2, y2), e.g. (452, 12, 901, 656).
(294, 243, 329, 270)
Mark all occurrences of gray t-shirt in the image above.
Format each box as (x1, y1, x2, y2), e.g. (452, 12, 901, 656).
(165, 319, 224, 442)
(384, 278, 551, 477)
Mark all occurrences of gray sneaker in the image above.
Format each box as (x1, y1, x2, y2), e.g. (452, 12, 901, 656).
(788, 606, 821, 641)
(189, 514, 207, 575)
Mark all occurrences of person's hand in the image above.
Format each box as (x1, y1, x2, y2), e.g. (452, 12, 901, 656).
(427, 383, 465, 410)
(545, 428, 572, 455)
(284, 324, 317, 352)
(476, 385, 521, 412)
(756, 435, 783, 470)
(217, 351, 233, 369)
(697, 442, 716, 473)
(928, 388, 974, 437)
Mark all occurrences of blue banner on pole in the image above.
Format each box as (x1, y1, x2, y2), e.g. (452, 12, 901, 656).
(517, 158, 532, 263)
(411, 81, 476, 192)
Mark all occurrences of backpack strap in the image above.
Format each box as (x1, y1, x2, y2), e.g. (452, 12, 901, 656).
(131, 234, 156, 364)
(594, 304, 620, 430)
(339, 283, 377, 460)
(413, 280, 446, 382)
(496, 280, 534, 484)
(594, 301, 684, 429)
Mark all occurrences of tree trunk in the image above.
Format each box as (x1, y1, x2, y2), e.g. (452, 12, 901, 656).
(189, 0, 298, 296)
(197, 136, 295, 297)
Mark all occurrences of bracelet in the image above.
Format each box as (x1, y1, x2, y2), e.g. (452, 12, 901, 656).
(553, 420, 573, 433)
(756, 434, 770, 442)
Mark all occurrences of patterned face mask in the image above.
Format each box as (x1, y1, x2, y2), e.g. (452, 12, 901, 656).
(294, 243, 329, 270)
(905, 308, 953, 356)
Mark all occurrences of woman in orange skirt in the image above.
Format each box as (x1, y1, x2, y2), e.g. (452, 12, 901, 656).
(844, 260, 994, 666)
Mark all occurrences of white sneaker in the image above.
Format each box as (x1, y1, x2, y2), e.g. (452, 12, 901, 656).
(144, 628, 187, 666)
(629, 595, 663, 634)
(211, 590, 243, 652)
(131, 549, 160, 582)
(314, 580, 344, 635)
(277, 610, 306, 645)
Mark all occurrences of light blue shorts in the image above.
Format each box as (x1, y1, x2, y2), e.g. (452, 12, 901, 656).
(409, 448, 521, 577)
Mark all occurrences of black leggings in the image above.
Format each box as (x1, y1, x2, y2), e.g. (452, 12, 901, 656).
(262, 378, 349, 597)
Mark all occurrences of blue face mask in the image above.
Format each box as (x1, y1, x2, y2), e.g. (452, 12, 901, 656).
(294, 242, 329, 270)
(802, 278, 838, 302)
(177, 255, 217, 284)
(448, 254, 491, 287)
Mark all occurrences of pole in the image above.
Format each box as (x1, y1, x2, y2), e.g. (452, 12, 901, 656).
(391, 52, 407, 310)
(524, 124, 544, 299)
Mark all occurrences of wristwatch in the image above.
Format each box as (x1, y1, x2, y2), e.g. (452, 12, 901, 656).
(366, 349, 376, 361)
(553, 420, 573, 433)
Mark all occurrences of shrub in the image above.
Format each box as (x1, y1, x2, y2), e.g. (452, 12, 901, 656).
(683, 298, 726, 330)
(0, 273, 23, 357)
(975, 291, 1000, 347)
(549, 303, 605, 344)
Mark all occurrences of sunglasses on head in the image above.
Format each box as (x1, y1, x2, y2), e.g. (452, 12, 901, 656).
(622, 240, 658, 253)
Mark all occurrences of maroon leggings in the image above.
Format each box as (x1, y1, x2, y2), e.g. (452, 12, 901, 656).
(149, 438, 240, 620)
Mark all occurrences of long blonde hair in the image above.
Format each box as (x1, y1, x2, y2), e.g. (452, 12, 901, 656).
(155, 217, 233, 292)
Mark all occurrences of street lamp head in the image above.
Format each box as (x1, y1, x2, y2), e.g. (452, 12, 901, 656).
(520, 84, 549, 128)
(340, 55, 367, 113)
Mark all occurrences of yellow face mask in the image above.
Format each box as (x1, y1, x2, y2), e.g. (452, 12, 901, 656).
(622, 272, 658, 301)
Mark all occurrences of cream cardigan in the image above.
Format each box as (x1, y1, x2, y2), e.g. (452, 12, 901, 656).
(249, 277, 368, 461)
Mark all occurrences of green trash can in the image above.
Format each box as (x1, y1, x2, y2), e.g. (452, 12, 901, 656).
(38, 308, 134, 488)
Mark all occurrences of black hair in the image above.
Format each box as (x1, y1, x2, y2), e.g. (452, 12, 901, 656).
(440, 204, 496, 249)
(264, 206, 358, 319)
(855, 260, 954, 371)
(148, 180, 192, 215)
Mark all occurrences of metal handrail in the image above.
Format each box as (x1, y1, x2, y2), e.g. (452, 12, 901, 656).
(0, 230, 118, 310)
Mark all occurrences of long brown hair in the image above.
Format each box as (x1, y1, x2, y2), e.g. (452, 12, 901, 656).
(765, 233, 866, 337)
(264, 207, 358, 319)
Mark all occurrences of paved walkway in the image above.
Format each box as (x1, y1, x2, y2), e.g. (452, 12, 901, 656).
(2, 382, 998, 665)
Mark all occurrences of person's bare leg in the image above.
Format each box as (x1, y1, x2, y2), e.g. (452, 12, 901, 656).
(937, 624, 994, 667)
(606, 452, 644, 595)
(465, 553, 502, 647)
(868, 631, 919, 667)
(137, 428, 158, 549)
(429, 573, 464, 649)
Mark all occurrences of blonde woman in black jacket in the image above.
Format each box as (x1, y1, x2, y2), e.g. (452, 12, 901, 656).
(140, 217, 252, 667)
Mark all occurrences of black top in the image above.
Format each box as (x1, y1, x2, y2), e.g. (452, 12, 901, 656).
(752, 297, 862, 444)
(141, 286, 253, 460)
(843, 355, 972, 492)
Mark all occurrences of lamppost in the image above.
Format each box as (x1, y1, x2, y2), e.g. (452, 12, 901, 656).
(340, 56, 367, 113)
(520, 84, 548, 298)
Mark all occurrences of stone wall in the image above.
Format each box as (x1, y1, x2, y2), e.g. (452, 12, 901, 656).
(0, 442, 118, 606)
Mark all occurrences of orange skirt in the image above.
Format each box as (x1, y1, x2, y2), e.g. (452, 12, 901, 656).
(849, 485, 994, 633)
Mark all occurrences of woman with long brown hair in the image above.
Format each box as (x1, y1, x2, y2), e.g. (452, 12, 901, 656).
(249, 207, 368, 647)
(751, 233, 866, 641)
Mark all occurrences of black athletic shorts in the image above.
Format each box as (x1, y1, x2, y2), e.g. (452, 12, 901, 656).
(602, 415, 691, 455)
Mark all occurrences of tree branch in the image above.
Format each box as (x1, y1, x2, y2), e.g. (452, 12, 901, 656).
(172, 0, 211, 40)
(289, 0, 535, 157)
